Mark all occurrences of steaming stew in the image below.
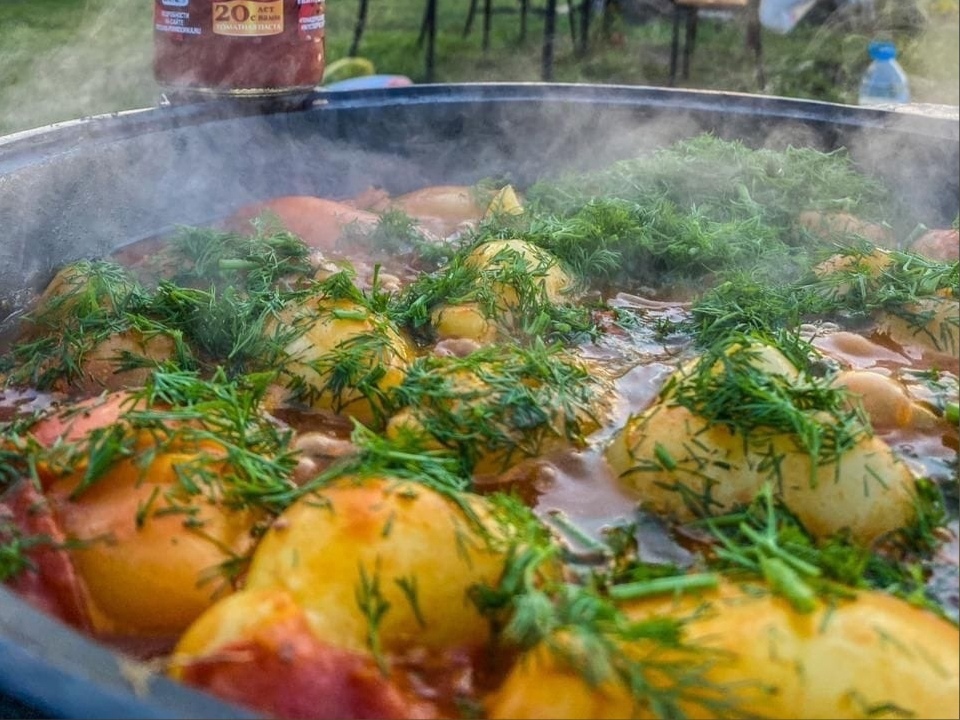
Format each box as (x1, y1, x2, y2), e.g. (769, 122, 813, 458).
(1, 135, 958, 719)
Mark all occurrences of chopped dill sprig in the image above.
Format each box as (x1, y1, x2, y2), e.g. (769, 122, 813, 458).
(390, 340, 608, 474)
(666, 333, 869, 466)
(470, 523, 742, 719)
(694, 481, 952, 617)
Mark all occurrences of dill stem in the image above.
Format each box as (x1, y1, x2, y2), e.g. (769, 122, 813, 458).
(608, 572, 719, 601)
(739, 523, 822, 577)
(546, 510, 610, 553)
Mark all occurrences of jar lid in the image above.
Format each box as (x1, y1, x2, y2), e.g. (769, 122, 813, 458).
(868, 40, 897, 61)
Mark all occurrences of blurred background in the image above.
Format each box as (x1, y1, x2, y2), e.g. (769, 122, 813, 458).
(0, 0, 957, 136)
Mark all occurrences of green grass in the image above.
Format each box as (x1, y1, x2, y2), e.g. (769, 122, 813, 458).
(0, 0, 956, 136)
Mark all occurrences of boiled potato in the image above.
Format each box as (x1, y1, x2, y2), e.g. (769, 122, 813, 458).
(486, 581, 960, 719)
(72, 327, 178, 393)
(430, 302, 498, 344)
(812, 247, 893, 301)
(464, 239, 573, 309)
(20, 261, 136, 339)
(266, 296, 413, 428)
(877, 296, 959, 358)
(799, 211, 894, 247)
(386, 348, 611, 476)
(483, 185, 524, 219)
(243, 475, 510, 654)
(170, 588, 436, 720)
(430, 240, 575, 344)
(606, 342, 917, 544)
(608, 401, 916, 544)
(43, 433, 261, 636)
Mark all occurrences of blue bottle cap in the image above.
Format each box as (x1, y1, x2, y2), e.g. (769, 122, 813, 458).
(868, 40, 897, 61)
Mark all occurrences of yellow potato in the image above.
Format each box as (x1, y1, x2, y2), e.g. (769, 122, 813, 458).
(484, 185, 524, 219)
(74, 328, 178, 393)
(20, 261, 135, 339)
(607, 343, 917, 544)
(877, 297, 959, 357)
(485, 633, 635, 720)
(386, 350, 610, 476)
(170, 587, 304, 680)
(486, 582, 960, 720)
(464, 239, 573, 310)
(812, 248, 894, 302)
(800, 211, 894, 247)
(45, 436, 261, 636)
(608, 402, 916, 544)
(267, 296, 413, 427)
(430, 302, 498, 344)
(244, 476, 509, 653)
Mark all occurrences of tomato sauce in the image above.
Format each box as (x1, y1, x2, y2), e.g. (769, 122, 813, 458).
(154, 0, 326, 97)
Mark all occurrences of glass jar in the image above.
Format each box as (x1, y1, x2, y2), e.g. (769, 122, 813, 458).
(154, 0, 325, 100)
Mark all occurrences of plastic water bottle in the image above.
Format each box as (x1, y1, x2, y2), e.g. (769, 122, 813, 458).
(858, 41, 910, 106)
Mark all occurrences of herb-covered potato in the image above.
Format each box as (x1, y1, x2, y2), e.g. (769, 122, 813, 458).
(266, 295, 414, 428)
(170, 588, 435, 720)
(42, 433, 262, 636)
(464, 239, 574, 309)
(19, 260, 137, 340)
(877, 296, 959, 357)
(798, 210, 894, 247)
(70, 327, 179, 393)
(430, 302, 498, 344)
(386, 344, 611, 475)
(605, 340, 917, 544)
(243, 475, 509, 653)
(485, 581, 960, 719)
(427, 240, 575, 344)
(8, 260, 169, 392)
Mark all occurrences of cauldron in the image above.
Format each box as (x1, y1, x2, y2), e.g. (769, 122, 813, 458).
(0, 84, 957, 718)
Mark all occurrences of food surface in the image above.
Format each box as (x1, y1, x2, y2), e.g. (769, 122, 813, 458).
(1, 135, 958, 719)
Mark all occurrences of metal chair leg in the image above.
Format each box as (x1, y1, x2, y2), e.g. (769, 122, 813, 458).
(417, 0, 430, 46)
(424, 0, 438, 81)
(464, 0, 479, 37)
(349, 0, 369, 57)
(669, 4, 681, 86)
(747, 0, 765, 89)
(483, 0, 493, 51)
(542, 0, 558, 80)
(682, 7, 697, 80)
(579, 0, 591, 56)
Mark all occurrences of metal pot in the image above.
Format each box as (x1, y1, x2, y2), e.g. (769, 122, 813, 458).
(0, 84, 957, 718)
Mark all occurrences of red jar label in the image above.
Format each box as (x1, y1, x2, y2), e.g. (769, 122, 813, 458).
(213, 1, 284, 37)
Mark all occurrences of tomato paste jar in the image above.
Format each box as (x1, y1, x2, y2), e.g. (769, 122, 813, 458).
(154, 0, 325, 99)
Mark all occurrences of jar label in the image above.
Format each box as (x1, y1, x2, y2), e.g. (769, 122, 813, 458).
(155, 4, 202, 36)
(213, 0, 284, 36)
(297, 0, 325, 37)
